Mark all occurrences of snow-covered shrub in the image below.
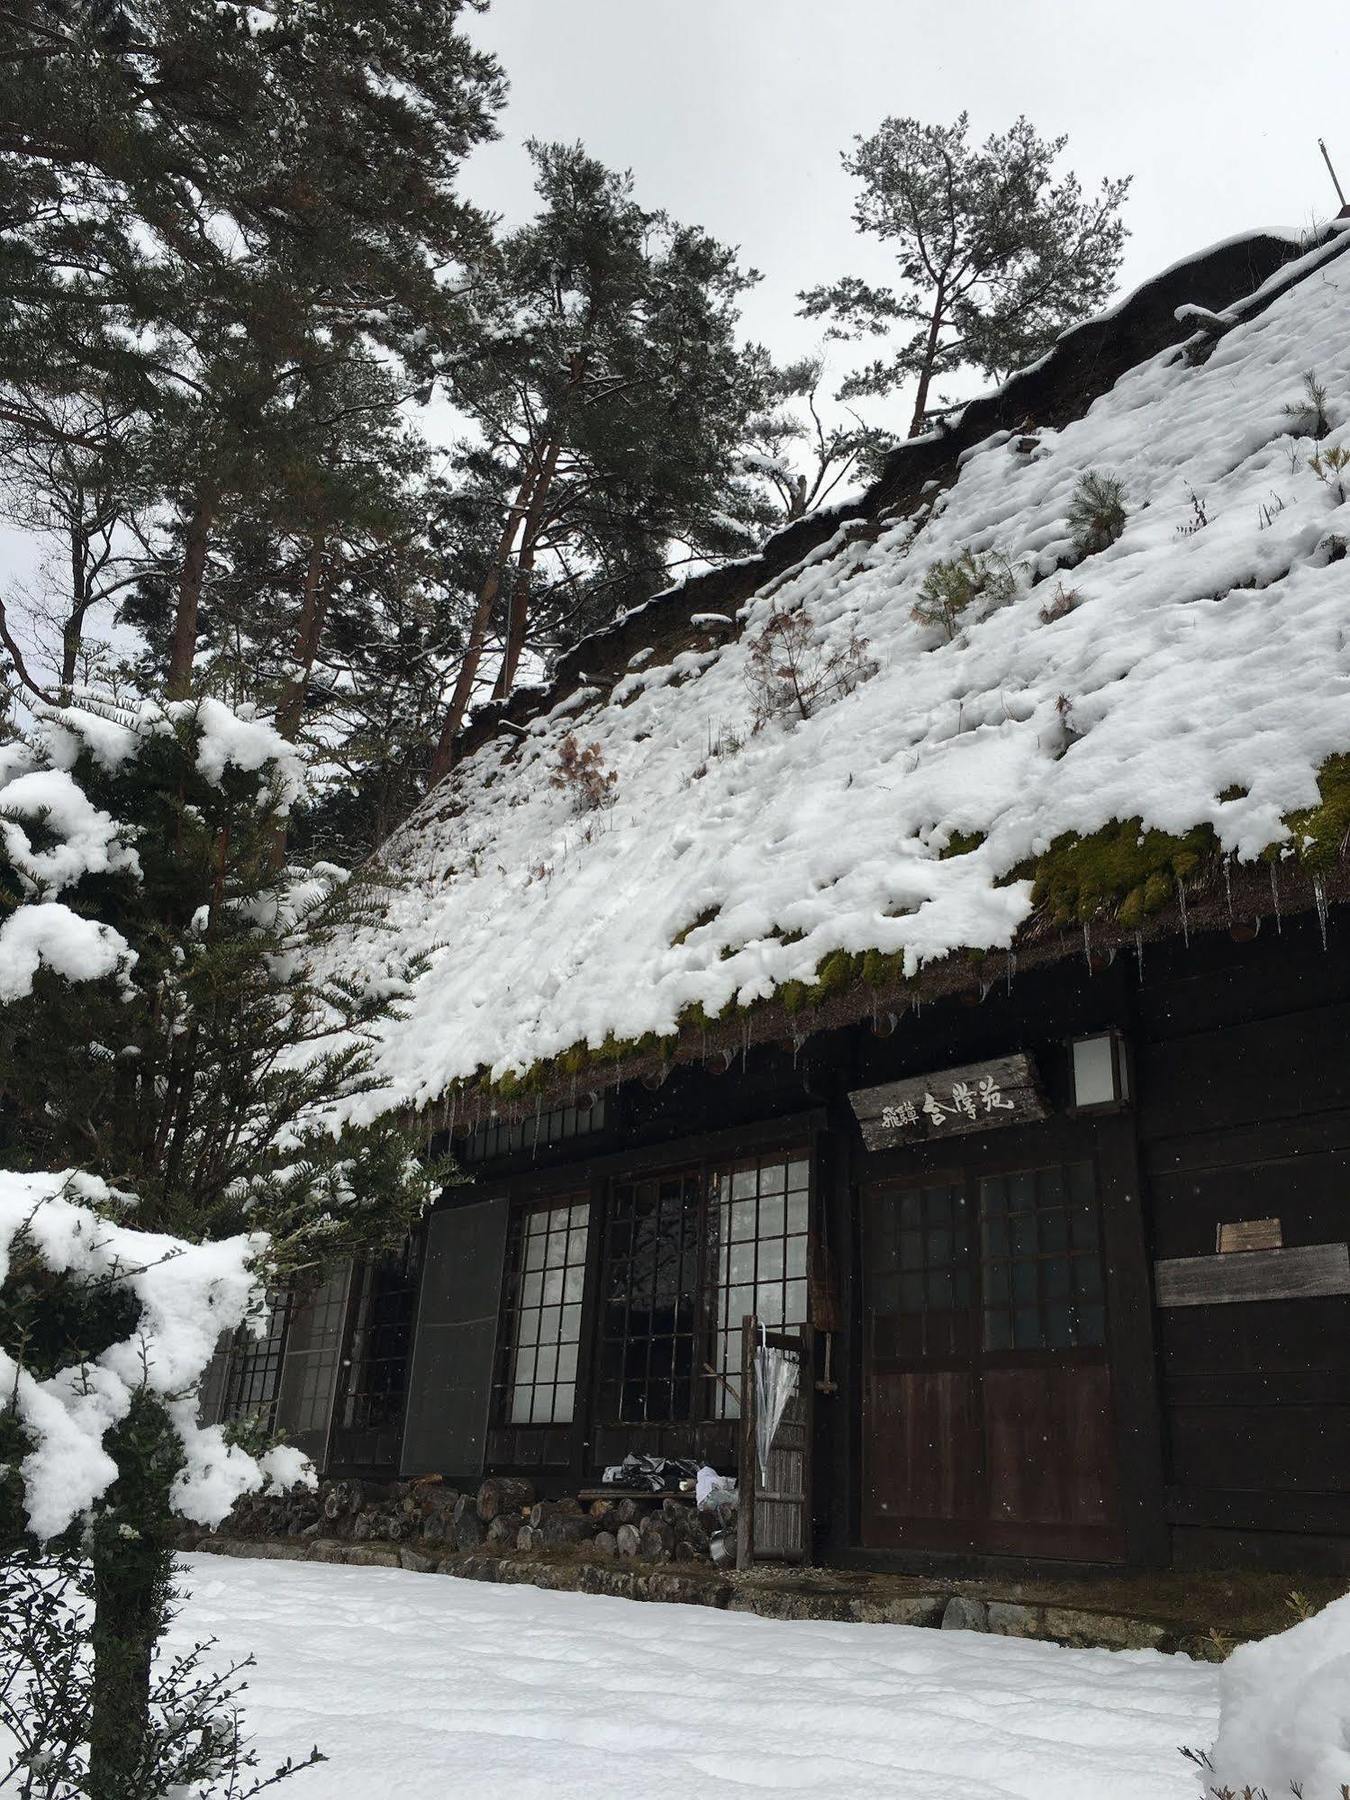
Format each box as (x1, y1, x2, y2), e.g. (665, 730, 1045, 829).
(0, 1172, 323, 1799)
(0, 693, 435, 1798)
(911, 548, 1017, 640)
(1200, 1590, 1350, 1798)
(550, 732, 618, 811)
(1066, 470, 1127, 558)
(744, 606, 876, 725)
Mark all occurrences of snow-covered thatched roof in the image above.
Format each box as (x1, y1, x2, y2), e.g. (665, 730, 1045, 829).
(326, 224, 1350, 1121)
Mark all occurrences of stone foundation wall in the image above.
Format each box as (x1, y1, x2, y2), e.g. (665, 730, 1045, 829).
(209, 1475, 727, 1569)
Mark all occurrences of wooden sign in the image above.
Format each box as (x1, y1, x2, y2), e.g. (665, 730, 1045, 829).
(1155, 1241, 1350, 1308)
(1216, 1217, 1282, 1254)
(849, 1052, 1049, 1151)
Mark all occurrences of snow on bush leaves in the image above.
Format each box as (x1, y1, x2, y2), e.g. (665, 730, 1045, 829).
(0, 1170, 310, 1542)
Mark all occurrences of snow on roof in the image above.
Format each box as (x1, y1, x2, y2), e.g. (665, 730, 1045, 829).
(325, 231, 1350, 1116)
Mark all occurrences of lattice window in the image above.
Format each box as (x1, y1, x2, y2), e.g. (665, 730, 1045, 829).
(979, 1162, 1104, 1351)
(708, 1151, 811, 1418)
(336, 1246, 419, 1435)
(288, 1276, 351, 1437)
(863, 1181, 975, 1363)
(462, 1096, 606, 1164)
(499, 1200, 589, 1425)
(596, 1149, 812, 1426)
(218, 1291, 290, 1428)
(599, 1171, 704, 1425)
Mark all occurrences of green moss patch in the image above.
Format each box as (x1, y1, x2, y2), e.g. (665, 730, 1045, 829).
(1025, 818, 1220, 928)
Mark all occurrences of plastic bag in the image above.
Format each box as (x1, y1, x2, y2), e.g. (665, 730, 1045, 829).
(601, 1452, 699, 1492)
(695, 1464, 738, 1519)
(753, 1340, 799, 1485)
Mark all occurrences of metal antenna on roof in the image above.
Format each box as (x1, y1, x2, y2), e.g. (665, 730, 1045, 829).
(1318, 138, 1348, 211)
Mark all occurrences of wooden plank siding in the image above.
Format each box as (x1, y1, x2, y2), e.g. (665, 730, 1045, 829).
(1134, 914, 1350, 1567)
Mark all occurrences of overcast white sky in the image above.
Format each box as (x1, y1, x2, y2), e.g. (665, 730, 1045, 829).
(462, 0, 1349, 390)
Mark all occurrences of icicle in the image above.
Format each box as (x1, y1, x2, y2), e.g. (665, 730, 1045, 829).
(1313, 874, 1329, 949)
(1269, 862, 1282, 932)
(1134, 930, 1145, 978)
(1005, 950, 1016, 995)
(1082, 920, 1092, 967)
(532, 1089, 542, 1162)
(1175, 875, 1190, 949)
(741, 1017, 750, 1072)
(1223, 860, 1234, 925)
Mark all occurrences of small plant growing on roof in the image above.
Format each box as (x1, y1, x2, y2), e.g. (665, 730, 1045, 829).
(1309, 443, 1350, 504)
(744, 605, 876, 727)
(911, 547, 1018, 641)
(1038, 580, 1079, 624)
(1065, 471, 1127, 558)
(1284, 368, 1332, 441)
(550, 732, 617, 812)
(1176, 485, 1210, 536)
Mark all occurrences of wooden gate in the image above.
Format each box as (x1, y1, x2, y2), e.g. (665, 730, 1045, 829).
(737, 1317, 814, 1568)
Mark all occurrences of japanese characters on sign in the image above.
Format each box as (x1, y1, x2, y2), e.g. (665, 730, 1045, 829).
(850, 1053, 1048, 1149)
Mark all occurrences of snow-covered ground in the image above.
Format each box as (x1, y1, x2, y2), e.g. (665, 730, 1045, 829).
(174, 1553, 1218, 1799)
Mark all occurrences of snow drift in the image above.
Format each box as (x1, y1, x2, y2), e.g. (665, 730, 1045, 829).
(1208, 1591, 1350, 1796)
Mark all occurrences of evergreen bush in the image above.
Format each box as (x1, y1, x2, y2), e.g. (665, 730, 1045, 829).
(1066, 471, 1128, 559)
(911, 549, 1018, 640)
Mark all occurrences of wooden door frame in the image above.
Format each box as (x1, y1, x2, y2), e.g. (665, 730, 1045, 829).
(851, 1112, 1166, 1567)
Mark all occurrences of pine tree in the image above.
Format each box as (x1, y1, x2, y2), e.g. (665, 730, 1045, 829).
(738, 353, 898, 522)
(799, 114, 1131, 438)
(428, 140, 772, 779)
(1, 0, 506, 699)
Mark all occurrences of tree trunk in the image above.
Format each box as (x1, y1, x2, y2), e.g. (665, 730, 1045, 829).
(88, 1535, 172, 1799)
(275, 533, 330, 744)
(907, 287, 948, 439)
(60, 518, 89, 700)
(492, 439, 561, 702)
(426, 468, 537, 785)
(86, 1394, 179, 1800)
(166, 489, 217, 700)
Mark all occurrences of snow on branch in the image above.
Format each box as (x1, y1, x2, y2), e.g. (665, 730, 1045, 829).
(0, 1171, 311, 1543)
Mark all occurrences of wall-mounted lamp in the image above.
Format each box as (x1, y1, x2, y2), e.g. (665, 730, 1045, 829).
(1069, 1029, 1130, 1113)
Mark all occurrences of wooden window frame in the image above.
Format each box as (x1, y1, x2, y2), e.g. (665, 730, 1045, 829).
(495, 1195, 592, 1429)
(473, 1109, 827, 1478)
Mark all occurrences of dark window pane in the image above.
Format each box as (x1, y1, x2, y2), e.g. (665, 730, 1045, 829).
(1077, 1302, 1106, 1346)
(1040, 1208, 1069, 1253)
(1044, 1302, 1074, 1348)
(1013, 1306, 1041, 1349)
(926, 1228, 952, 1267)
(1043, 1257, 1072, 1300)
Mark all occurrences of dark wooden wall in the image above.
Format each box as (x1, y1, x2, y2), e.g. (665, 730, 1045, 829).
(1134, 913, 1350, 1572)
